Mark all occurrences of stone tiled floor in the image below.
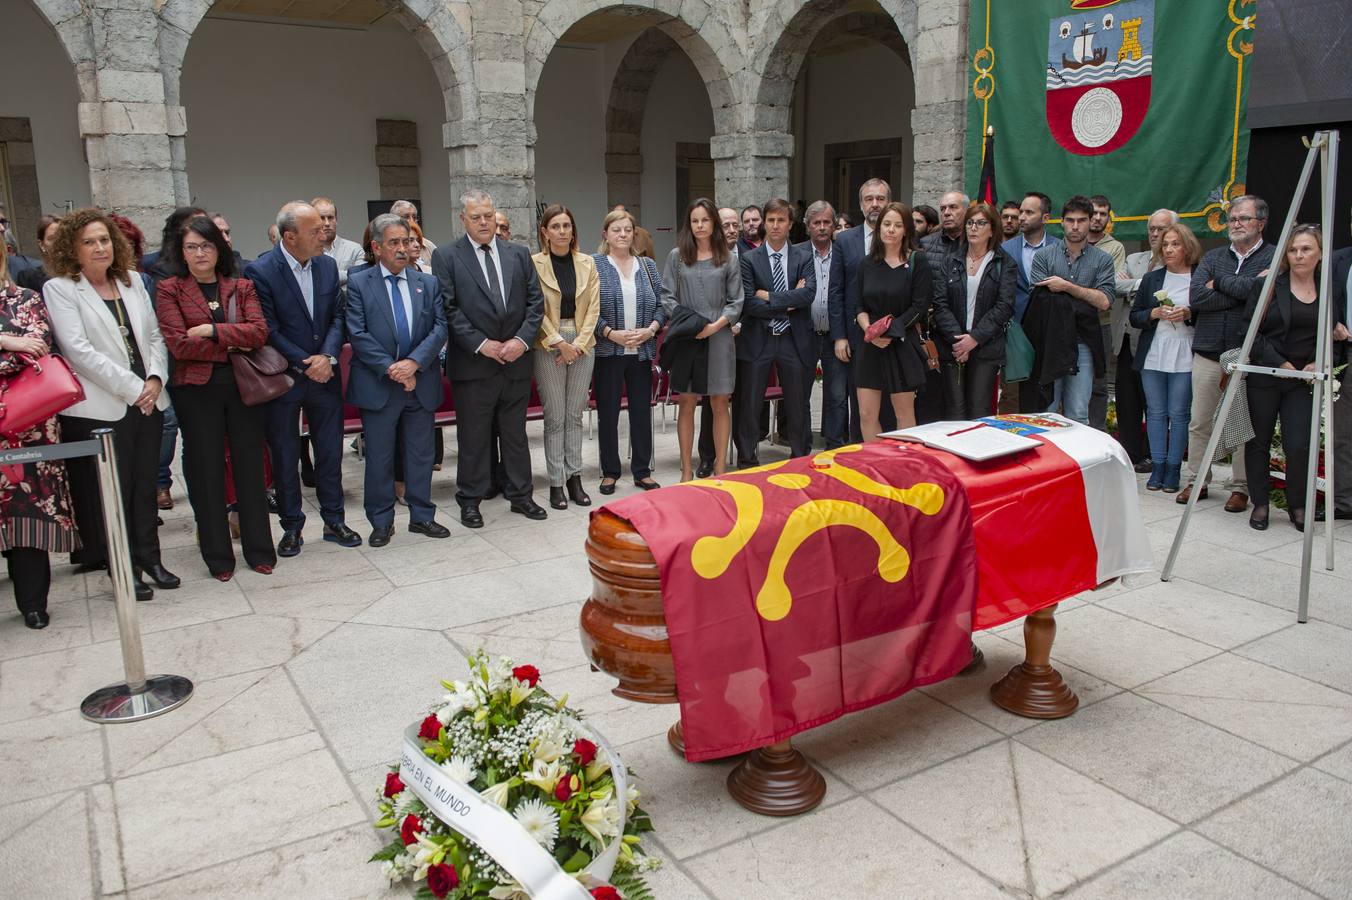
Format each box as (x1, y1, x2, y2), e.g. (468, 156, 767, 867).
(3, 414, 1351, 899)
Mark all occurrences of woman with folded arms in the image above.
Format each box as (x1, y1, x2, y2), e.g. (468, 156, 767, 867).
(593, 209, 666, 494)
(932, 202, 1016, 419)
(156, 216, 275, 580)
(0, 236, 79, 629)
(44, 208, 176, 602)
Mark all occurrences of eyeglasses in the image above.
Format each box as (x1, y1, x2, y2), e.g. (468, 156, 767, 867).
(183, 242, 216, 255)
(966, 219, 991, 229)
(1227, 215, 1257, 225)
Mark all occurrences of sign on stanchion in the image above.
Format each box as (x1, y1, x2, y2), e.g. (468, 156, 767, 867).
(78, 427, 193, 723)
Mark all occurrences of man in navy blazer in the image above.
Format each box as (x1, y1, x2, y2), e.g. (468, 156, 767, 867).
(1002, 191, 1061, 413)
(739, 198, 817, 460)
(345, 214, 450, 545)
(244, 201, 360, 555)
(431, 189, 547, 529)
(830, 177, 892, 441)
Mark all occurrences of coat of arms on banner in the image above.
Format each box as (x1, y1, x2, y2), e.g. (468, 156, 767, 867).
(1045, 0, 1154, 155)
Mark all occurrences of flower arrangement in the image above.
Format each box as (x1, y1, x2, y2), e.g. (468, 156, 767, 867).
(371, 651, 658, 899)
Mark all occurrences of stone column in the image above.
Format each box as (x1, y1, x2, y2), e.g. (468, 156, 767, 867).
(604, 152, 644, 221)
(710, 130, 795, 211)
(80, 2, 187, 236)
(448, 0, 537, 244)
(908, 0, 968, 205)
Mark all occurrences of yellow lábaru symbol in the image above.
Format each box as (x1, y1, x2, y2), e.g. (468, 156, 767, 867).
(676, 447, 944, 621)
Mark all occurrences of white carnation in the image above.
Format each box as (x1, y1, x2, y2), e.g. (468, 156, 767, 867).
(441, 755, 478, 785)
(512, 797, 560, 850)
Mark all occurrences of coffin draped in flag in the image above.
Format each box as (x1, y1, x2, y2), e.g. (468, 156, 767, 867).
(967, 0, 1257, 241)
(600, 419, 1151, 761)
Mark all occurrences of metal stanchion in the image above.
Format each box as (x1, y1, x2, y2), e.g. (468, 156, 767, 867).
(79, 427, 193, 723)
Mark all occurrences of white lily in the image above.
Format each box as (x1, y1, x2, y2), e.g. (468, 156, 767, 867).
(585, 747, 610, 783)
(580, 795, 621, 842)
(510, 679, 535, 707)
(481, 780, 512, 808)
(524, 758, 563, 795)
(626, 783, 641, 814)
(488, 882, 531, 900)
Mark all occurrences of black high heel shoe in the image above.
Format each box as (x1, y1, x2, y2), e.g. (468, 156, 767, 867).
(549, 486, 568, 510)
(1249, 503, 1269, 531)
(1289, 507, 1306, 532)
(566, 475, 591, 507)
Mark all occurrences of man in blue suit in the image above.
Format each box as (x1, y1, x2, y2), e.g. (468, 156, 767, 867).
(345, 214, 450, 546)
(245, 201, 361, 555)
(1002, 191, 1060, 412)
(739, 198, 817, 460)
(830, 177, 892, 442)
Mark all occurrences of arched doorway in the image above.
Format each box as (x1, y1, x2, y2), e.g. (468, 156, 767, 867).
(528, 2, 733, 257)
(756, 0, 917, 222)
(172, 1, 468, 259)
(0, 1, 89, 252)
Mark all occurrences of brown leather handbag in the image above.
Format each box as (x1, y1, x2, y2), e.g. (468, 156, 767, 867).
(225, 290, 293, 406)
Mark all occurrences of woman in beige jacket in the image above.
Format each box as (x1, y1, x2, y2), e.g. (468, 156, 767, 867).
(532, 204, 601, 510)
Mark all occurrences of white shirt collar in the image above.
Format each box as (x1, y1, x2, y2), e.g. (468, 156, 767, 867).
(812, 242, 832, 260)
(474, 235, 497, 254)
(378, 263, 406, 282)
(280, 243, 310, 272)
(765, 240, 788, 256)
(1231, 238, 1263, 262)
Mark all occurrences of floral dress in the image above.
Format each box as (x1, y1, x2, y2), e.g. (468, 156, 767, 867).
(0, 283, 79, 553)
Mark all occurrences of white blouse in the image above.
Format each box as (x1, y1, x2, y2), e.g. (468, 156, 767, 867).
(609, 254, 639, 355)
(1143, 269, 1195, 373)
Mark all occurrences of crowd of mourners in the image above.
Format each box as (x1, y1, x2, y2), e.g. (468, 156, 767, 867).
(1, 182, 1349, 631)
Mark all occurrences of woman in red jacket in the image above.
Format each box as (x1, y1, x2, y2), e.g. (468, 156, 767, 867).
(156, 217, 275, 579)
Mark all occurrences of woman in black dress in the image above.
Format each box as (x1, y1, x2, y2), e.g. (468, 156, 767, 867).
(853, 202, 932, 440)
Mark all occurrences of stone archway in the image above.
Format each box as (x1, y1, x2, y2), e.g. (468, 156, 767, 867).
(603, 28, 682, 221)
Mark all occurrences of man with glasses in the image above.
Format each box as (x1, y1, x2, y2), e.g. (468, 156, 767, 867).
(1178, 195, 1275, 511)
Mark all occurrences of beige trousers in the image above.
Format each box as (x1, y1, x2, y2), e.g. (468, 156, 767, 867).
(1185, 353, 1247, 492)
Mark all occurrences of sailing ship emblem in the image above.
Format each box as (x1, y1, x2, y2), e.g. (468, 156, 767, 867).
(1045, 0, 1153, 156)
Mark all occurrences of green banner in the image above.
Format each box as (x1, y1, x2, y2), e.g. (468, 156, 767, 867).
(965, 0, 1257, 241)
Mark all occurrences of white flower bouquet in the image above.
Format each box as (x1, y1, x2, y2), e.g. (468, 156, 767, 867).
(371, 650, 658, 900)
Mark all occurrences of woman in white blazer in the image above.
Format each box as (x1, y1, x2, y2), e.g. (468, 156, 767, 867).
(43, 209, 178, 601)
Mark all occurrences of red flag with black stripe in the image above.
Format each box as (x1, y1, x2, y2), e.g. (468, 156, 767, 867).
(977, 126, 998, 205)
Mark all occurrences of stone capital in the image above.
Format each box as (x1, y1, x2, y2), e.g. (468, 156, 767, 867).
(709, 130, 794, 162)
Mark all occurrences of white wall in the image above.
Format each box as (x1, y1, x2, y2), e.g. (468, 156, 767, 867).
(181, 16, 450, 260)
(638, 52, 715, 259)
(795, 43, 914, 210)
(532, 44, 609, 251)
(0, 1, 92, 230)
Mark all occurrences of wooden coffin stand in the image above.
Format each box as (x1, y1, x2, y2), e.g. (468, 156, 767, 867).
(580, 510, 1080, 818)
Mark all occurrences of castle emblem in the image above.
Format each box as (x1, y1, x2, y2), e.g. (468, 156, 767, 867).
(1046, 0, 1154, 155)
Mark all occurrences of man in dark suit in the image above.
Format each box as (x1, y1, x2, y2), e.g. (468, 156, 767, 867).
(739, 198, 817, 460)
(830, 177, 892, 441)
(345, 214, 451, 546)
(801, 200, 848, 448)
(1331, 234, 1352, 519)
(245, 201, 361, 555)
(431, 189, 547, 529)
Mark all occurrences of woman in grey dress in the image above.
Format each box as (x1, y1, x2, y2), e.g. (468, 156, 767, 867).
(660, 198, 743, 481)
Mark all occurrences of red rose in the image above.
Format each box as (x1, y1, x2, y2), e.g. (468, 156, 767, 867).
(572, 738, 598, 765)
(512, 664, 540, 686)
(591, 887, 622, 900)
(419, 714, 442, 741)
(383, 773, 405, 798)
(427, 862, 459, 898)
(554, 778, 572, 802)
(400, 814, 423, 846)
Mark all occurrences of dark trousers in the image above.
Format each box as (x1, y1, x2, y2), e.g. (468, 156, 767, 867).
(595, 355, 654, 480)
(916, 365, 947, 425)
(4, 547, 50, 615)
(394, 428, 444, 481)
(158, 402, 179, 489)
(940, 358, 1001, 420)
(1246, 375, 1313, 510)
(1019, 379, 1052, 413)
(740, 337, 811, 459)
(362, 393, 436, 529)
(172, 382, 274, 575)
(454, 374, 533, 504)
(265, 378, 346, 534)
(806, 331, 848, 448)
(61, 407, 164, 572)
(1089, 322, 1110, 430)
(845, 338, 862, 442)
(1115, 339, 1150, 463)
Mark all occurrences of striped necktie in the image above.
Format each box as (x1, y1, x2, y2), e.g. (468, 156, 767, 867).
(770, 251, 790, 335)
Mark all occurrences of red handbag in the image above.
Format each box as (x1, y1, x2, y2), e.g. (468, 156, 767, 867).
(0, 353, 85, 437)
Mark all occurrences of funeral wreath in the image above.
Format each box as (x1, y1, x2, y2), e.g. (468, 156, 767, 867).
(370, 650, 658, 899)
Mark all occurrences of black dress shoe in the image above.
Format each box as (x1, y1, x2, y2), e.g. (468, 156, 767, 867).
(460, 504, 484, 529)
(142, 563, 181, 590)
(74, 560, 108, 574)
(132, 579, 154, 602)
(369, 526, 394, 547)
(634, 477, 661, 491)
(266, 489, 279, 514)
(696, 461, 714, 479)
(23, 610, 50, 630)
(566, 475, 591, 507)
(323, 522, 363, 547)
(1133, 459, 1155, 474)
(277, 531, 304, 557)
(409, 520, 451, 538)
(1249, 503, 1269, 531)
(550, 486, 568, 510)
(598, 478, 617, 495)
(510, 498, 548, 520)
(1289, 508, 1306, 532)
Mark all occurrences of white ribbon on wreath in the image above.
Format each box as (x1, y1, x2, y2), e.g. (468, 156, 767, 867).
(398, 714, 629, 900)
